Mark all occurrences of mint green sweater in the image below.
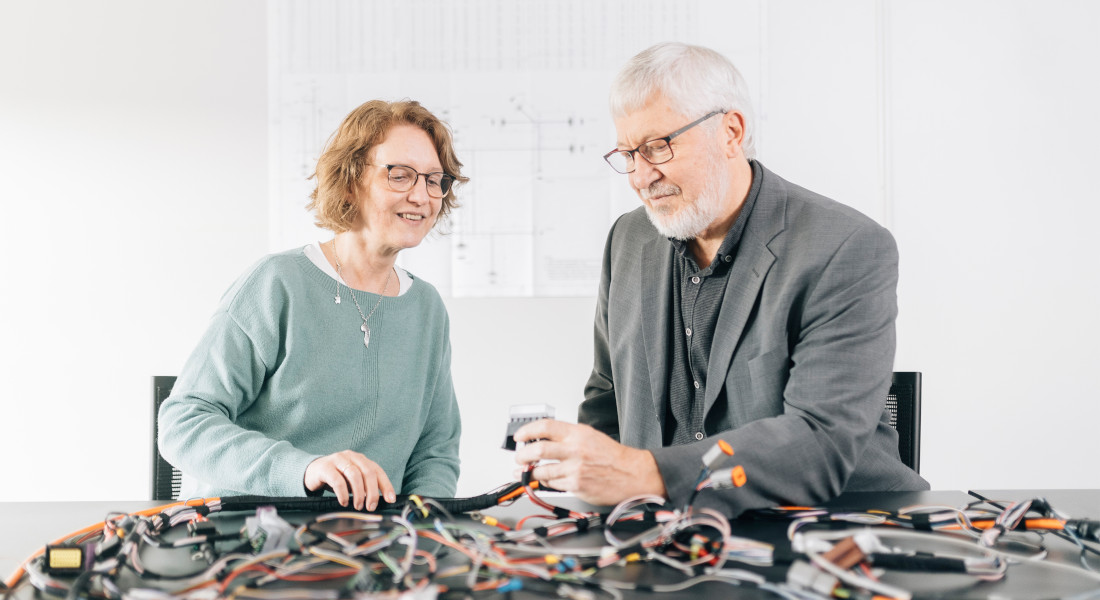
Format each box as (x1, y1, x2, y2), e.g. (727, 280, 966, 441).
(158, 248, 461, 499)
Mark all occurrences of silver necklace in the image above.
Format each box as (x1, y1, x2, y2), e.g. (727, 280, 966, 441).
(331, 239, 392, 348)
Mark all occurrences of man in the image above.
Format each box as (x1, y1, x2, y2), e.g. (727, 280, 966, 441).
(514, 42, 929, 516)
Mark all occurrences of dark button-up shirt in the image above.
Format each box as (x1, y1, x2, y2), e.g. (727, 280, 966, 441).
(665, 159, 763, 446)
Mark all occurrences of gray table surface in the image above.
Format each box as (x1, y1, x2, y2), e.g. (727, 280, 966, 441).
(1, 500, 162, 583)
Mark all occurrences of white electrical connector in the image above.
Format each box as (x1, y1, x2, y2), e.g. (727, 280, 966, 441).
(503, 403, 556, 450)
(787, 560, 839, 595)
(701, 439, 734, 468)
(707, 465, 747, 489)
(245, 506, 295, 553)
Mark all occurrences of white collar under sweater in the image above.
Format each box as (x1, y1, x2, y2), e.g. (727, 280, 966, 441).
(304, 241, 412, 296)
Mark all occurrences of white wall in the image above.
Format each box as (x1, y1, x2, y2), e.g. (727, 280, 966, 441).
(2, 0, 1098, 501)
(0, 0, 269, 499)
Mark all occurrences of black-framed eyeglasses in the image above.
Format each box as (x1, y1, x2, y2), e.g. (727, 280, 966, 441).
(371, 164, 455, 198)
(602, 110, 725, 174)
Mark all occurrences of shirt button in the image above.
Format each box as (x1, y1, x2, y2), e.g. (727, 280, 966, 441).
(724, 255, 733, 263)
(695, 432, 705, 441)
(691, 276, 701, 284)
(694, 381, 700, 389)
(685, 327, 692, 336)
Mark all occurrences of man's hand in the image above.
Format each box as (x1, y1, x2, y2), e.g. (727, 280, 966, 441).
(512, 419, 666, 505)
(304, 450, 396, 511)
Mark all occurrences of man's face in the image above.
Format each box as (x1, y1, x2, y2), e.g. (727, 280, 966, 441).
(613, 98, 730, 240)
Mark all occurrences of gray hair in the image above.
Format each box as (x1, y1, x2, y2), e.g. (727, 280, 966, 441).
(609, 42, 757, 159)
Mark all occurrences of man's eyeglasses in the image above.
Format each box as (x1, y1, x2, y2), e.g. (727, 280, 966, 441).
(603, 110, 725, 174)
(371, 164, 455, 198)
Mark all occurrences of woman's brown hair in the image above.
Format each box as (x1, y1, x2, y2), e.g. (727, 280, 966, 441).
(307, 99, 467, 232)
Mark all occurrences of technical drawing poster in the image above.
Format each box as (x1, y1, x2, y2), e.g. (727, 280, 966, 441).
(269, 0, 735, 297)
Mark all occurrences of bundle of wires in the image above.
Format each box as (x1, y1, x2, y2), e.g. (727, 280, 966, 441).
(11, 482, 1100, 600)
(6, 479, 790, 600)
(749, 494, 1100, 599)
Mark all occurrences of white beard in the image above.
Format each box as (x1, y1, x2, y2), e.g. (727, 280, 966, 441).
(642, 153, 729, 241)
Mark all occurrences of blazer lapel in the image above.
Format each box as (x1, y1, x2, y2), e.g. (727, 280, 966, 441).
(640, 236, 673, 433)
(703, 169, 787, 416)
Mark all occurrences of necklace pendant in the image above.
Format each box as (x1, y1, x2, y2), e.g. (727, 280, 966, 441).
(362, 322, 370, 348)
(334, 294, 341, 304)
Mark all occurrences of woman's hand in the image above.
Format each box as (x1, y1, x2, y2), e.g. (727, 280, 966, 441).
(304, 450, 396, 511)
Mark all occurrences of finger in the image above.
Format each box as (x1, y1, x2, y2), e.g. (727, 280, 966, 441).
(340, 462, 367, 511)
(360, 469, 380, 511)
(512, 418, 569, 444)
(516, 439, 574, 464)
(375, 469, 396, 505)
(327, 466, 350, 507)
(531, 463, 572, 493)
(345, 456, 385, 510)
(530, 462, 556, 485)
(513, 440, 541, 465)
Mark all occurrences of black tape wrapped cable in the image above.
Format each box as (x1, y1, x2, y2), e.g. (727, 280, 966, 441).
(218, 481, 526, 515)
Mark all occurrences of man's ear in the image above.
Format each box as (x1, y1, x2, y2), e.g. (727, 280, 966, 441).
(721, 111, 747, 158)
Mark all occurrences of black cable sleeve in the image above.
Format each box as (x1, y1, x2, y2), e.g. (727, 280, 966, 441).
(219, 482, 525, 515)
(869, 553, 968, 573)
(770, 548, 803, 565)
(1066, 519, 1100, 543)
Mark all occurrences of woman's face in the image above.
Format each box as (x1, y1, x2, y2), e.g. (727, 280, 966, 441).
(355, 124, 444, 255)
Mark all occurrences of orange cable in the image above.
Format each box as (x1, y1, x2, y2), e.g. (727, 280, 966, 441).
(4, 498, 219, 589)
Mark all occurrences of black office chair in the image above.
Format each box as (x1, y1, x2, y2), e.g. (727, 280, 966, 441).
(885, 371, 922, 473)
(151, 375, 183, 501)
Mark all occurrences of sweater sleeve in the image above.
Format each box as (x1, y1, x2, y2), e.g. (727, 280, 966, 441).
(400, 313, 461, 497)
(157, 309, 320, 497)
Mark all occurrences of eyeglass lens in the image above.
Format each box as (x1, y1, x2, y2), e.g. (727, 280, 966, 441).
(604, 110, 723, 174)
(607, 141, 673, 173)
(386, 165, 453, 198)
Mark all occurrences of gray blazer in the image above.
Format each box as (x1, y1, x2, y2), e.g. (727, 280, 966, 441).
(580, 164, 929, 515)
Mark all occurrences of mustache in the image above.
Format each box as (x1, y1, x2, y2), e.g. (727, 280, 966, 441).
(640, 182, 681, 200)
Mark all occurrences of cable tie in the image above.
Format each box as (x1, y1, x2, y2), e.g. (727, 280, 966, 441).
(574, 518, 590, 533)
(533, 526, 550, 538)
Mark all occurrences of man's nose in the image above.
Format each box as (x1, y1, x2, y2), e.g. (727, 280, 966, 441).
(629, 155, 661, 191)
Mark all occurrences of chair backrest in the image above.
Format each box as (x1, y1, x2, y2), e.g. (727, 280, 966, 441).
(885, 371, 922, 473)
(151, 375, 183, 501)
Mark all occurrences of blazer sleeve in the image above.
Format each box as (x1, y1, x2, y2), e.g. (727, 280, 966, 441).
(652, 221, 900, 515)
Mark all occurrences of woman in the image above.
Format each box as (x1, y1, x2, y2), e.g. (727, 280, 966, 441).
(158, 99, 467, 511)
